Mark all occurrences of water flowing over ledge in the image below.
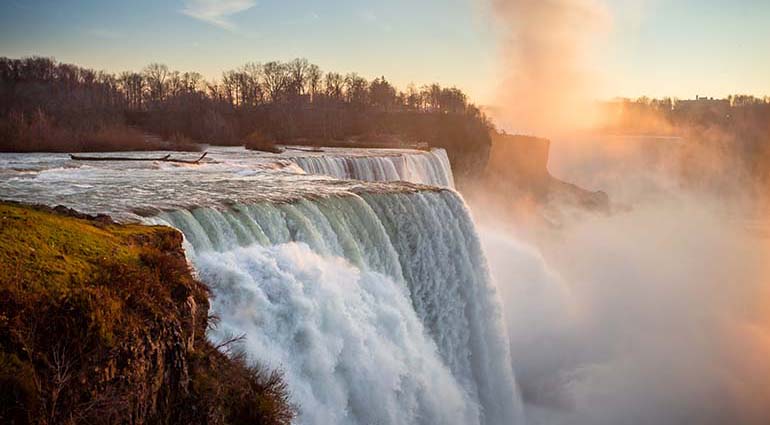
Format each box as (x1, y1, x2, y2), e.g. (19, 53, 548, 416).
(0, 146, 519, 425)
(0, 146, 452, 221)
(150, 191, 522, 425)
(287, 148, 455, 188)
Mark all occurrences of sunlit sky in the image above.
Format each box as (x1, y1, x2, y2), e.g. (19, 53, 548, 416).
(1, 0, 769, 104)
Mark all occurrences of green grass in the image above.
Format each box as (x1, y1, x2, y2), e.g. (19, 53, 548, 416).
(0, 202, 173, 292)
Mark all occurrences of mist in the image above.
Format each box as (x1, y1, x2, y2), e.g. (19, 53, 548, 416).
(475, 1, 770, 422)
(477, 137, 770, 424)
(484, 0, 611, 135)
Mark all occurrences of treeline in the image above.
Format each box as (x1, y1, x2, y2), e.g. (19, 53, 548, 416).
(599, 96, 770, 189)
(0, 56, 492, 178)
(599, 95, 770, 136)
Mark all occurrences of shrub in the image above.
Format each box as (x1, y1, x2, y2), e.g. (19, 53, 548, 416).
(190, 346, 294, 425)
(243, 131, 282, 153)
(162, 132, 203, 152)
(78, 125, 146, 152)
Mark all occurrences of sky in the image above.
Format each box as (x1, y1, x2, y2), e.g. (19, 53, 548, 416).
(1, 0, 769, 105)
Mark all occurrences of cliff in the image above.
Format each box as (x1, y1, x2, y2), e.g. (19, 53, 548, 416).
(463, 133, 609, 225)
(0, 202, 292, 425)
(484, 134, 552, 198)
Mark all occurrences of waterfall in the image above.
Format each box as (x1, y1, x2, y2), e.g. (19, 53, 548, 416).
(152, 189, 521, 425)
(0, 145, 516, 424)
(287, 149, 455, 188)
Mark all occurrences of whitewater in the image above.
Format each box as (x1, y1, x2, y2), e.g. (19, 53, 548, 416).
(0, 146, 520, 424)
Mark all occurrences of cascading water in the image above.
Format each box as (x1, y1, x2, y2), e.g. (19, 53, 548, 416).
(1, 146, 518, 424)
(152, 190, 522, 425)
(287, 148, 455, 188)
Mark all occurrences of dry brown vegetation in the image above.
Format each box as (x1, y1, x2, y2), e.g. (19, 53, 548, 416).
(0, 110, 201, 153)
(243, 131, 282, 153)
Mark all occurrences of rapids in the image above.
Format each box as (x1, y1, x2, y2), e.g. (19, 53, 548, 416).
(0, 146, 453, 219)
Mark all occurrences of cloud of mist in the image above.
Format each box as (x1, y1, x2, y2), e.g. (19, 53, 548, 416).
(482, 198, 770, 425)
(546, 132, 760, 209)
(484, 0, 612, 136)
(548, 135, 688, 204)
(477, 133, 770, 424)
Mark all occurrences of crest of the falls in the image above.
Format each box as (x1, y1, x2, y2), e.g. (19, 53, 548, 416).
(0, 147, 451, 220)
(153, 190, 522, 425)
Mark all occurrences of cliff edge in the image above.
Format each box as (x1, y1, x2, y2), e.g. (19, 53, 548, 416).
(462, 133, 609, 228)
(0, 202, 292, 425)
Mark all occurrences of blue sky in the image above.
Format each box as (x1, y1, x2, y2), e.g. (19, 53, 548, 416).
(600, 0, 770, 99)
(1, 0, 768, 103)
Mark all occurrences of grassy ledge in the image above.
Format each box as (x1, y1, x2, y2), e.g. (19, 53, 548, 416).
(0, 201, 292, 425)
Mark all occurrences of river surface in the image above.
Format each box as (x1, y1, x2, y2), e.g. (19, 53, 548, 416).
(0, 146, 452, 220)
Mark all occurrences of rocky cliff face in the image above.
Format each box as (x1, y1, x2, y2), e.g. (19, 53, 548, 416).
(0, 202, 292, 425)
(462, 133, 609, 227)
(485, 133, 608, 208)
(484, 134, 552, 198)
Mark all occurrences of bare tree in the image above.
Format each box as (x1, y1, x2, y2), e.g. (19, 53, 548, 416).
(240, 62, 265, 106)
(306, 64, 322, 103)
(181, 71, 204, 93)
(118, 71, 144, 110)
(166, 70, 183, 97)
(221, 70, 239, 106)
(262, 61, 290, 103)
(421, 83, 442, 111)
(142, 63, 169, 105)
(404, 83, 420, 110)
(287, 58, 310, 98)
(324, 72, 344, 101)
(344, 73, 368, 106)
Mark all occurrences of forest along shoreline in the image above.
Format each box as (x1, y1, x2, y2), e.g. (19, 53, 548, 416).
(0, 57, 491, 182)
